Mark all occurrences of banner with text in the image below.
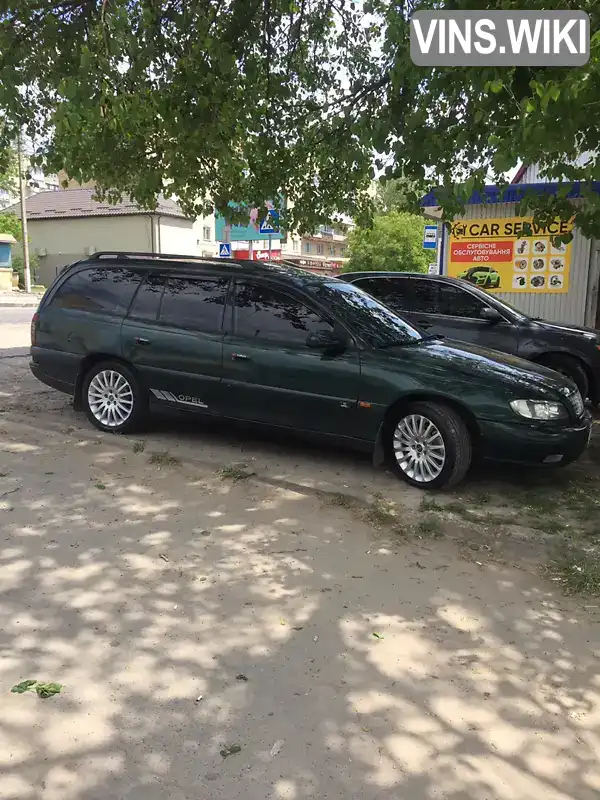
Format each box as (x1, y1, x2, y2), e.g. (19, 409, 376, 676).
(448, 216, 573, 293)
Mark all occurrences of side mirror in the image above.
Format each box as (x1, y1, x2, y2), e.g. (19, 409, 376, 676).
(306, 330, 347, 350)
(480, 306, 503, 323)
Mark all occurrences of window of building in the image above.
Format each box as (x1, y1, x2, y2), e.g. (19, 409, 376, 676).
(160, 276, 228, 332)
(50, 267, 142, 314)
(303, 242, 311, 254)
(329, 245, 335, 255)
(202, 226, 211, 241)
(292, 239, 299, 252)
(234, 282, 333, 344)
(317, 243, 324, 255)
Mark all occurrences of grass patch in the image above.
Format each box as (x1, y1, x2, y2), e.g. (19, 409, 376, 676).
(132, 441, 146, 454)
(442, 499, 469, 516)
(216, 464, 254, 482)
(363, 501, 396, 528)
(325, 492, 357, 509)
(545, 543, 600, 596)
(94, 481, 106, 490)
(415, 515, 443, 538)
(148, 451, 180, 468)
(420, 496, 439, 513)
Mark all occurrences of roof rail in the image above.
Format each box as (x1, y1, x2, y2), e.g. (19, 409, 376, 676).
(88, 251, 219, 262)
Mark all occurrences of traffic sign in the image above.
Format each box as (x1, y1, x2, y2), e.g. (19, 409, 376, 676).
(423, 225, 438, 250)
(219, 242, 232, 258)
(428, 262, 439, 275)
(259, 210, 280, 234)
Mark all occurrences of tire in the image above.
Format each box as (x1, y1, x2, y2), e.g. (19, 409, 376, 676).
(82, 361, 147, 433)
(386, 401, 472, 490)
(537, 354, 589, 401)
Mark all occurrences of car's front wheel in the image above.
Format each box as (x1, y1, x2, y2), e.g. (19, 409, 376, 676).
(387, 401, 472, 490)
(82, 361, 147, 433)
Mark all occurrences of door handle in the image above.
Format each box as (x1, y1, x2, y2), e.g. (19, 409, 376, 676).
(231, 352, 250, 361)
(135, 336, 151, 345)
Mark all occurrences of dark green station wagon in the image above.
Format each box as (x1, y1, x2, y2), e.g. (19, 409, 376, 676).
(30, 252, 591, 489)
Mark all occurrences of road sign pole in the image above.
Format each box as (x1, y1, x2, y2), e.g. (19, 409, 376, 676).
(268, 233, 272, 261)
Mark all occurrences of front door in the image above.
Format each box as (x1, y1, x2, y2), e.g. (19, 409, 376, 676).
(408, 279, 520, 354)
(220, 280, 361, 437)
(121, 272, 229, 414)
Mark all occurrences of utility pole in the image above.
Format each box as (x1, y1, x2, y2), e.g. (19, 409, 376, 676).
(17, 131, 32, 293)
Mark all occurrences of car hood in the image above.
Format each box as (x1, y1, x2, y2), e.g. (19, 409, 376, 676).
(532, 319, 600, 341)
(401, 338, 575, 397)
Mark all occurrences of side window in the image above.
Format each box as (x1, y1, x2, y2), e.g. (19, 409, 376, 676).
(355, 278, 412, 312)
(411, 279, 440, 315)
(128, 273, 166, 321)
(437, 285, 486, 318)
(160, 276, 228, 333)
(234, 282, 333, 343)
(49, 267, 142, 314)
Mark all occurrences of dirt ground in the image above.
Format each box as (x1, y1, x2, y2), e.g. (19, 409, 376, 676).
(2, 310, 600, 799)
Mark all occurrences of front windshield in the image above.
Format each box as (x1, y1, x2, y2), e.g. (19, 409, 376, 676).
(308, 280, 423, 347)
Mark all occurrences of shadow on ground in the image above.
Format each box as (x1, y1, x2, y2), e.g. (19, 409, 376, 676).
(1, 426, 599, 800)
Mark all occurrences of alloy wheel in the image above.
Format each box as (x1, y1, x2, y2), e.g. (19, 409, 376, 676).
(393, 414, 446, 483)
(87, 369, 135, 428)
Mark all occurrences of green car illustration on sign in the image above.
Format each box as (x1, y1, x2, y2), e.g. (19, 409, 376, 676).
(457, 266, 501, 289)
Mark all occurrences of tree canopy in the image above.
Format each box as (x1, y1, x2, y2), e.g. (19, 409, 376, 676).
(343, 212, 430, 273)
(0, 1, 599, 234)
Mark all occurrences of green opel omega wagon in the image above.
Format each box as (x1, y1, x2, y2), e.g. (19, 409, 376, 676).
(30, 253, 591, 490)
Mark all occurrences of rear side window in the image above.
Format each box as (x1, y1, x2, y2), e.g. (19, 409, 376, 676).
(128, 273, 166, 321)
(49, 267, 142, 314)
(354, 277, 412, 312)
(159, 276, 228, 332)
(411, 279, 440, 315)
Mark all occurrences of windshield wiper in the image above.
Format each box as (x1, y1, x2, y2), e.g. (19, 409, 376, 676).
(421, 333, 445, 342)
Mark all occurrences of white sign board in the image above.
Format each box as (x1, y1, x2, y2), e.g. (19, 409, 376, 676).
(428, 262, 439, 275)
(423, 225, 438, 249)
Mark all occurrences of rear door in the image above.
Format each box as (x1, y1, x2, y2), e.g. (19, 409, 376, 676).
(220, 279, 362, 436)
(121, 272, 229, 414)
(35, 265, 143, 386)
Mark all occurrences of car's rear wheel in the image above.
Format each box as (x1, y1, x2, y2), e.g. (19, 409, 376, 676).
(537, 354, 589, 401)
(386, 402, 472, 490)
(82, 361, 147, 433)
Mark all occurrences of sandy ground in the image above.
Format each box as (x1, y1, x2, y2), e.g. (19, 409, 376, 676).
(1, 311, 600, 800)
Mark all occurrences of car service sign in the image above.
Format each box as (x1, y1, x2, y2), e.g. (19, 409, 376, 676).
(447, 216, 573, 293)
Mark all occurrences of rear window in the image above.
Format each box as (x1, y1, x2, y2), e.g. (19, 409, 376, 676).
(49, 267, 142, 315)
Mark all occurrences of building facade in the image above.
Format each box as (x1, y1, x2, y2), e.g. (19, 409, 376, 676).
(6, 189, 218, 287)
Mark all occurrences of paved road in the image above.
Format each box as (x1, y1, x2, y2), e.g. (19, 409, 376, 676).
(0, 306, 36, 328)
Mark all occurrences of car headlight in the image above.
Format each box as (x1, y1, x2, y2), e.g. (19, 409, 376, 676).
(510, 399, 567, 420)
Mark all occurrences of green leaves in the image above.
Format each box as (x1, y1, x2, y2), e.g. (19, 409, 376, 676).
(11, 679, 62, 698)
(0, 1, 598, 235)
(35, 683, 63, 699)
(11, 679, 37, 694)
(343, 211, 431, 275)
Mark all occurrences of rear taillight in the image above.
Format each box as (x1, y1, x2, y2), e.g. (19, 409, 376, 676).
(30, 312, 39, 346)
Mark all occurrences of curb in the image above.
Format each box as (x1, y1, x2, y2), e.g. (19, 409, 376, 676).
(0, 302, 39, 308)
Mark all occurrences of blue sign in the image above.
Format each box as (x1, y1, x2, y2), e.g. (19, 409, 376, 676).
(423, 225, 438, 250)
(259, 210, 280, 234)
(215, 202, 283, 242)
(219, 242, 232, 258)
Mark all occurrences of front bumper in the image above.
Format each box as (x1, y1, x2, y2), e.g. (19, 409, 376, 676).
(480, 413, 592, 467)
